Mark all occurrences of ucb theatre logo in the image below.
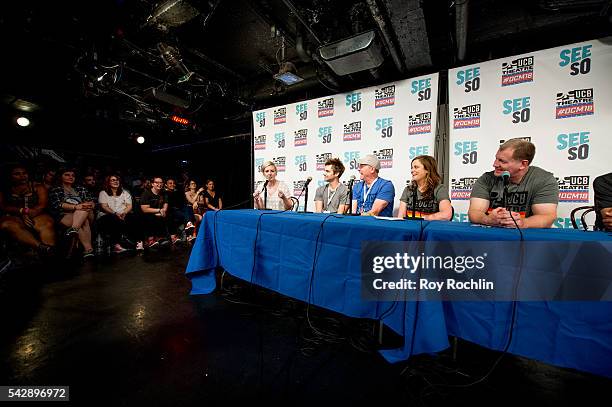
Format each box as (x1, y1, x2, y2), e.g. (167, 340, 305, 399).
(254, 134, 266, 150)
(343, 151, 361, 170)
(559, 44, 592, 76)
(343, 121, 362, 141)
(408, 112, 432, 135)
(318, 126, 332, 144)
(374, 85, 395, 108)
(345, 92, 362, 112)
(556, 88, 594, 119)
(273, 156, 286, 172)
(453, 104, 481, 129)
(295, 102, 308, 121)
(294, 155, 307, 172)
(255, 158, 264, 173)
(294, 129, 308, 147)
(556, 131, 590, 160)
(558, 175, 590, 203)
(318, 97, 334, 118)
(501, 55, 534, 86)
(456, 66, 480, 93)
(411, 77, 432, 101)
(375, 117, 393, 138)
(454, 140, 478, 164)
(451, 177, 479, 200)
(255, 111, 266, 127)
(502, 97, 531, 123)
(274, 132, 285, 148)
(273, 107, 286, 124)
(293, 180, 308, 197)
(373, 148, 393, 169)
(316, 152, 333, 170)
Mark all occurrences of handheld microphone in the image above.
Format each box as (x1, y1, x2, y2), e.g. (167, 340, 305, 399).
(501, 171, 510, 186)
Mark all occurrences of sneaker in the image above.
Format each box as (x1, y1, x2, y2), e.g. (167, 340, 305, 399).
(146, 237, 160, 248)
(185, 222, 195, 232)
(83, 249, 95, 259)
(158, 237, 171, 247)
(112, 243, 129, 254)
(65, 227, 79, 237)
(136, 241, 144, 251)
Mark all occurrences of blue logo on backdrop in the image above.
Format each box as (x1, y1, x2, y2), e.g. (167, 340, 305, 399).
(559, 44, 592, 76)
(411, 77, 432, 101)
(502, 97, 531, 123)
(456, 67, 481, 92)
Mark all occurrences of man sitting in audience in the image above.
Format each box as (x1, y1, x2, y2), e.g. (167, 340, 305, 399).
(594, 172, 612, 231)
(0, 164, 56, 257)
(468, 139, 558, 228)
(140, 176, 171, 248)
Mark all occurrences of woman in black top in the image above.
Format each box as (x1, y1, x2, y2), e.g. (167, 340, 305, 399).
(203, 180, 222, 211)
(0, 164, 56, 255)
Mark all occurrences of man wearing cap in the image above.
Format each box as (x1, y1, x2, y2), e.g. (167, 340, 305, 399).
(468, 139, 558, 228)
(314, 157, 350, 214)
(351, 154, 395, 217)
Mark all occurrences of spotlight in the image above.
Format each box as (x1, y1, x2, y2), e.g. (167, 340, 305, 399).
(136, 136, 145, 144)
(16, 117, 30, 127)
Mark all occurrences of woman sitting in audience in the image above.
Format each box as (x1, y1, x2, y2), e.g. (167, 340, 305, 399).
(253, 161, 292, 210)
(184, 180, 204, 240)
(49, 167, 96, 258)
(397, 155, 452, 220)
(203, 179, 223, 211)
(0, 164, 56, 256)
(97, 174, 138, 253)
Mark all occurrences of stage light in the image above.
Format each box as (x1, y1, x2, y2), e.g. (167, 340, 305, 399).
(273, 62, 303, 86)
(136, 136, 145, 144)
(16, 117, 30, 127)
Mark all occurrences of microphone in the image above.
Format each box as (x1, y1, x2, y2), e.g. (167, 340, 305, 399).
(263, 179, 269, 189)
(303, 176, 312, 188)
(262, 179, 269, 210)
(346, 175, 357, 216)
(501, 171, 510, 186)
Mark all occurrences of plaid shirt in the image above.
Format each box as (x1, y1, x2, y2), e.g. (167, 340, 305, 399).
(49, 185, 94, 219)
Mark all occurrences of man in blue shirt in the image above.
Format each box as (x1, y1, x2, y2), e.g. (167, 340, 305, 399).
(351, 154, 395, 217)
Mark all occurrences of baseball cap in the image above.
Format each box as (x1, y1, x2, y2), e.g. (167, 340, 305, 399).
(358, 154, 381, 170)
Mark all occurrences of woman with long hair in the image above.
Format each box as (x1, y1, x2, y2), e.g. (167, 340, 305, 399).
(397, 155, 452, 220)
(203, 179, 222, 211)
(253, 161, 292, 210)
(49, 167, 96, 258)
(97, 174, 138, 253)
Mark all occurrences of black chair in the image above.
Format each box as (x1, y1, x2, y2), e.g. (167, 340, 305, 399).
(570, 205, 596, 231)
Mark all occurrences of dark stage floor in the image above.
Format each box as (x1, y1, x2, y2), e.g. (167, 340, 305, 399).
(0, 248, 609, 406)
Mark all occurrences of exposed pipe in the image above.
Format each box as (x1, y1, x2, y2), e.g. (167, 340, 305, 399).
(280, 0, 323, 45)
(365, 0, 405, 73)
(456, 0, 469, 62)
(295, 31, 312, 63)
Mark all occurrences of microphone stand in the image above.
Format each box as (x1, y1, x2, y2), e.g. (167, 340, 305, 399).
(346, 178, 357, 216)
(303, 185, 310, 213)
(263, 184, 268, 210)
(411, 183, 418, 219)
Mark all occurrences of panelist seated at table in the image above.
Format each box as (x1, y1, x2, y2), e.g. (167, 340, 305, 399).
(314, 157, 349, 214)
(468, 139, 558, 229)
(351, 154, 395, 217)
(397, 155, 452, 220)
(594, 172, 612, 231)
(253, 161, 293, 211)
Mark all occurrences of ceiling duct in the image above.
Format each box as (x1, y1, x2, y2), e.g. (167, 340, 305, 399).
(145, 0, 200, 29)
(318, 30, 384, 76)
(144, 88, 190, 109)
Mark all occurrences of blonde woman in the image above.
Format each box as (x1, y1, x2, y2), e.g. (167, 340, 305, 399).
(253, 161, 292, 210)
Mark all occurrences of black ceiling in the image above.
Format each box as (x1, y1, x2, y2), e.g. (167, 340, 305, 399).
(1, 0, 611, 153)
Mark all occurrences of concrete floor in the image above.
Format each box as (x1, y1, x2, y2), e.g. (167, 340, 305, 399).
(0, 248, 609, 405)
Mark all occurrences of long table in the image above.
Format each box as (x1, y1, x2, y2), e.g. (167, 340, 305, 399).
(185, 209, 612, 377)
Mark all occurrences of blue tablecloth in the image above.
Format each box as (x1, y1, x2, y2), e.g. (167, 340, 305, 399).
(423, 222, 612, 378)
(186, 209, 612, 377)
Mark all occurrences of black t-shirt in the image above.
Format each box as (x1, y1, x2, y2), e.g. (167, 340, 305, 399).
(166, 189, 185, 209)
(204, 191, 221, 208)
(140, 189, 167, 209)
(594, 172, 612, 230)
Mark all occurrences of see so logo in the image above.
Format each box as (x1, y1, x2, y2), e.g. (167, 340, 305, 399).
(559, 44, 592, 76)
(556, 131, 590, 160)
(255, 111, 266, 127)
(411, 77, 432, 101)
(502, 97, 531, 124)
(456, 67, 480, 93)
